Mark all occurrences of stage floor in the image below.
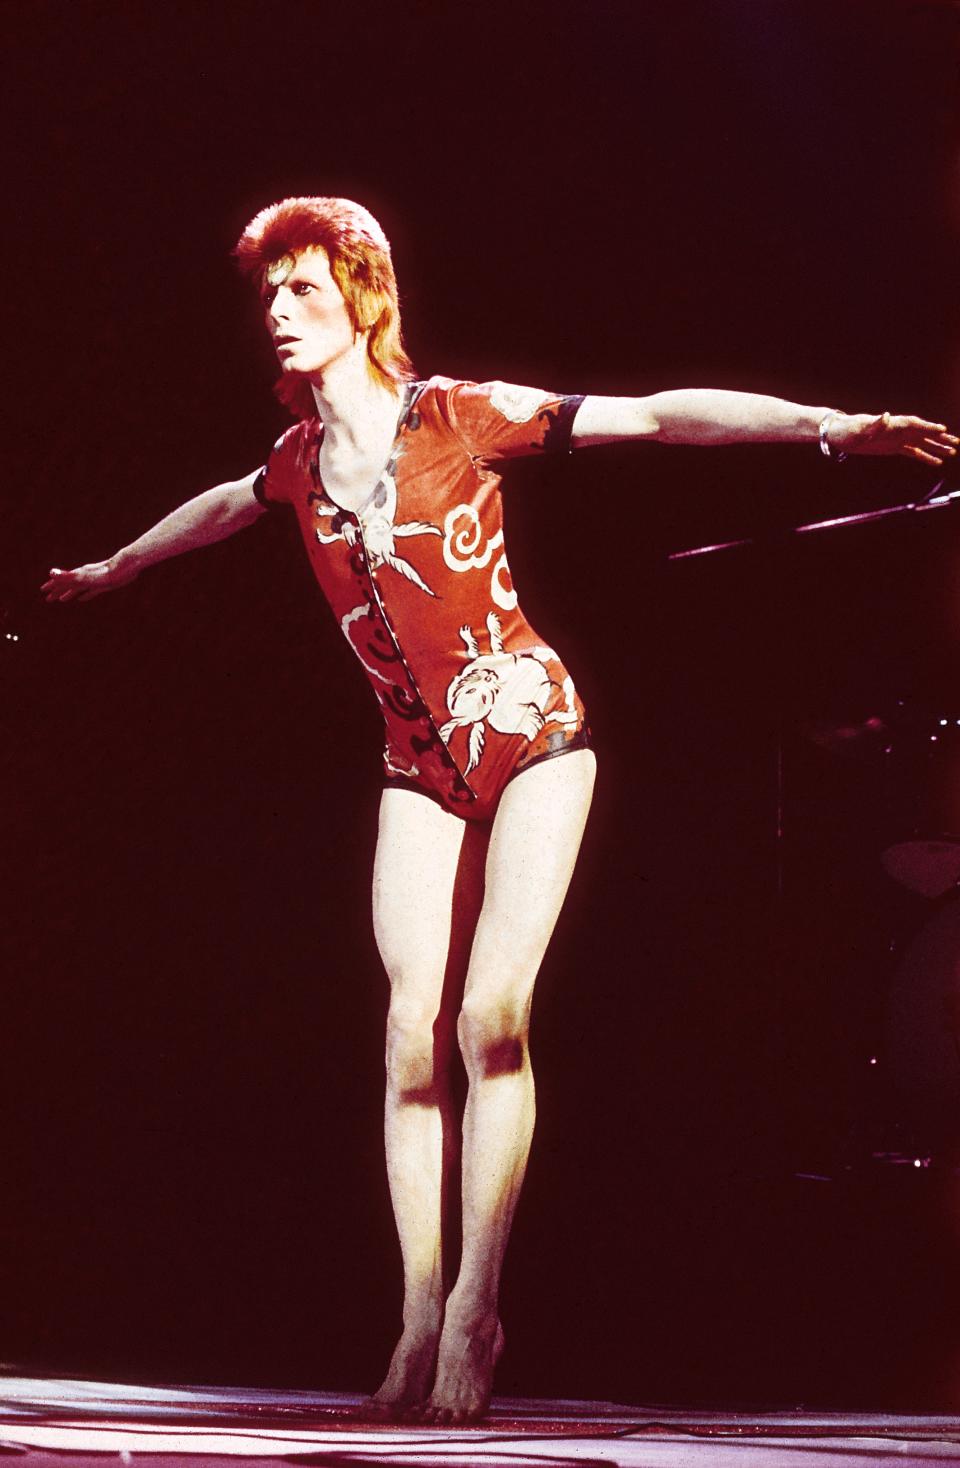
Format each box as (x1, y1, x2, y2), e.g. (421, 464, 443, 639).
(1, 1377, 960, 1465)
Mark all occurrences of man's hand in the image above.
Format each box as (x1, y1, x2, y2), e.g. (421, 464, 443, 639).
(42, 557, 138, 604)
(830, 413, 959, 466)
(41, 475, 266, 606)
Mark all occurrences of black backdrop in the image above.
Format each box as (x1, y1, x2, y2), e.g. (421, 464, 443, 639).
(4, 0, 960, 1409)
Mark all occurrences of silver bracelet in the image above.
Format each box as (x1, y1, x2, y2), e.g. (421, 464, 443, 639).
(819, 410, 848, 462)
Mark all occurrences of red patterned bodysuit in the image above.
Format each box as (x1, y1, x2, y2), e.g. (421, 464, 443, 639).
(254, 377, 589, 821)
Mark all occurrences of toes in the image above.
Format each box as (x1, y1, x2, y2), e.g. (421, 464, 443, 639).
(354, 1398, 395, 1423)
(416, 1400, 482, 1426)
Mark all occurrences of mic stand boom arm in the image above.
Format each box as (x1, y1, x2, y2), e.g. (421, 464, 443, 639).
(667, 479, 954, 562)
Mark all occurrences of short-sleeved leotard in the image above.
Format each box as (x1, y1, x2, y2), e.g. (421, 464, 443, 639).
(253, 376, 589, 822)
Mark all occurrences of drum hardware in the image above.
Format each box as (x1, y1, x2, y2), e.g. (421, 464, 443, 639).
(879, 714, 960, 900)
(784, 701, 960, 1171)
(881, 839, 960, 900)
(668, 493, 960, 1169)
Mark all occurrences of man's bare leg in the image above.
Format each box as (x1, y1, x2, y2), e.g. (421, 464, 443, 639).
(419, 750, 597, 1423)
(363, 788, 485, 1417)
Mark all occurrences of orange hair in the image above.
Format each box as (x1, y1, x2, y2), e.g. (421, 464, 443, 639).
(233, 196, 415, 418)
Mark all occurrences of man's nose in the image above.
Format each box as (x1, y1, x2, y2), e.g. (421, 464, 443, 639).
(268, 289, 289, 324)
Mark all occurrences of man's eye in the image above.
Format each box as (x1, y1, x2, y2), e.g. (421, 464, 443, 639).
(293, 283, 313, 295)
(262, 288, 277, 307)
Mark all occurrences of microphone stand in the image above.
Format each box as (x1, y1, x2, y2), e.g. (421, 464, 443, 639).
(667, 478, 953, 562)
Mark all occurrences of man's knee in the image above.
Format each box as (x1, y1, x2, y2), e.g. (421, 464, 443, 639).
(386, 994, 448, 1102)
(457, 994, 530, 1079)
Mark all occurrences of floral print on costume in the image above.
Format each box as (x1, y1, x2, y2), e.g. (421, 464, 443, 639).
(315, 469, 441, 597)
(254, 377, 589, 821)
(440, 613, 581, 776)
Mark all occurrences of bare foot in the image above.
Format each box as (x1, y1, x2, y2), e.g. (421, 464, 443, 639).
(357, 1322, 442, 1422)
(415, 1310, 505, 1425)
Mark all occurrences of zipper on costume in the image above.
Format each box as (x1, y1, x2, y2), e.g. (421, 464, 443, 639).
(351, 513, 476, 800)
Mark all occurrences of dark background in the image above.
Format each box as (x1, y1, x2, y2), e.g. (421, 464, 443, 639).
(4, 0, 960, 1410)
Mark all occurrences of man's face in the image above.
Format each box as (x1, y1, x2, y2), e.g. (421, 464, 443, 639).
(261, 246, 356, 379)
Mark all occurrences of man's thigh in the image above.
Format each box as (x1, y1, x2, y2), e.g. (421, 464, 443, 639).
(465, 750, 597, 1004)
(373, 788, 484, 1000)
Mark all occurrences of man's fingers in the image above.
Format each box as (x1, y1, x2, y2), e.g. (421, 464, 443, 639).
(906, 421, 957, 449)
(902, 434, 956, 464)
(842, 412, 956, 462)
(885, 416, 956, 442)
(42, 564, 115, 602)
(43, 568, 79, 591)
(50, 577, 89, 602)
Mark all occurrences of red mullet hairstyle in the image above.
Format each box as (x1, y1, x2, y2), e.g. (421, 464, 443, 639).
(233, 196, 415, 419)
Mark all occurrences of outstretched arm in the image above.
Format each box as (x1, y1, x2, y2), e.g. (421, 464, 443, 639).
(42, 470, 267, 604)
(571, 391, 958, 465)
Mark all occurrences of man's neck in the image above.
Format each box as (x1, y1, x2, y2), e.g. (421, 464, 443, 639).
(309, 342, 400, 447)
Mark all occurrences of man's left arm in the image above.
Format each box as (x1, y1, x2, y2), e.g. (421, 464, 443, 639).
(571, 390, 958, 465)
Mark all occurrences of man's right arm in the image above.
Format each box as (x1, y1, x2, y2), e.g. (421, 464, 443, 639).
(42, 470, 267, 603)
